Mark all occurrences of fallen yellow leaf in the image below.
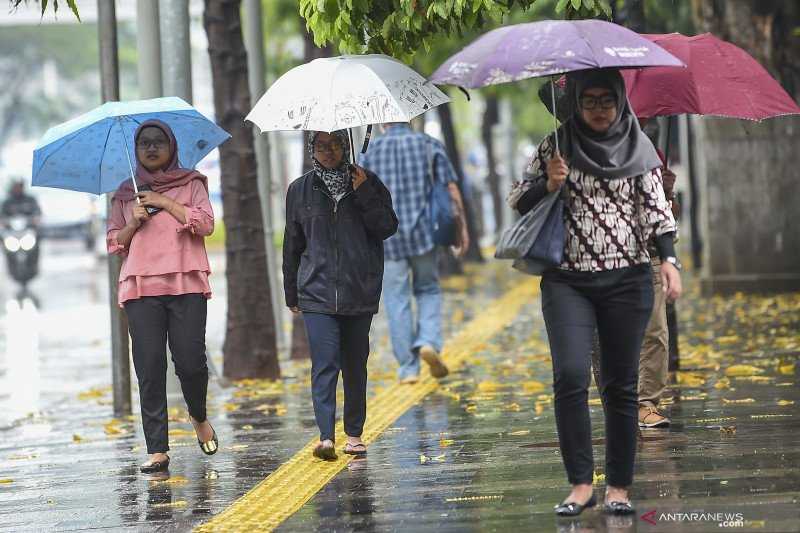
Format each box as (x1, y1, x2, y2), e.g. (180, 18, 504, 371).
(223, 403, 240, 412)
(778, 363, 795, 375)
(724, 365, 764, 377)
(477, 381, 504, 393)
(721, 398, 756, 404)
(6, 453, 37, 461)
(150, 475, 188, 485)
(676, 372, 706, 387)
(0, 479, 12, 484)
(509, 430, 530, 436)
(593, 472, 606, 483)
(521, 381, 546, 395)
(150, 500, 187, 508)
(588, 398, 603, 406)
(242, 424, 254, 430)
(777, 400, 795, 406)
(419, 454, 430, 464)
(439, 438, 455, 448)
(72, 434, 83, 443)
(77, 386, 110, 401)
(714, 377, 731, 390)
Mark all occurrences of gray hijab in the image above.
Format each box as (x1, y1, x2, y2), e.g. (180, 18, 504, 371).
(561, 69, 661, 180)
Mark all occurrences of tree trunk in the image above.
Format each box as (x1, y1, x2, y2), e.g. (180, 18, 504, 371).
(690, 0, 800, 293)
(437, 102, 484, 263)
(289, 20, 335, 361)
(481, 95, 503, 237)
(203, 0, 279, 379)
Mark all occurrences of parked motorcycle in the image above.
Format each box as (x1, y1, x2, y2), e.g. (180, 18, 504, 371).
(2, 215, 40, 286)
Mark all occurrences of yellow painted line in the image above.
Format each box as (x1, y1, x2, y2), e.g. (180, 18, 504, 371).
(195, 279, 540, 532)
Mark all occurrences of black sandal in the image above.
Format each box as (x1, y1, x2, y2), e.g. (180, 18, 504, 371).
(198, 426, 219, 456)
(140, 456, 170, 473)
(343, 442, 367, 456)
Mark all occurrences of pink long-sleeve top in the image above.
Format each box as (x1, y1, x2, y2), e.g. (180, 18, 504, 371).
(106, 179, 214, 307)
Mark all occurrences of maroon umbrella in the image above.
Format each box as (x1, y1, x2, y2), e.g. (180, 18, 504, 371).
(621, 33, 800, 121)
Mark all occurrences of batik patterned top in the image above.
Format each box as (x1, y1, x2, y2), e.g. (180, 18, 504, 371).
(518, 135, 675, 272)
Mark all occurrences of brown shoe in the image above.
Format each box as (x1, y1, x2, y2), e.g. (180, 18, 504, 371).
(639, 405, 670, 428)
(420, 345, 449, 378)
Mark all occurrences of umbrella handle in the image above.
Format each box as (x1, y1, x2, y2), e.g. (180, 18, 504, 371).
(348, 128, 357, 165)
(118, 117, 141, 202)
(551, 77, 560, 157)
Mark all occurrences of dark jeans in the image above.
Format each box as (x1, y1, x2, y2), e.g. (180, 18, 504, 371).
(541, 264, 653, 487)
(125, 294, 209, 454)
(303, 312, 373, 442)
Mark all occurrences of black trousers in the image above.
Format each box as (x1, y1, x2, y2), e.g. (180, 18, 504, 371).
(125, 294, 209, 454)
(541, 264, 653, 487)
(303, 312, 373, 442)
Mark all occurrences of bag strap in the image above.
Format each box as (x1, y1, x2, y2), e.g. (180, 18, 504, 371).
(427, 140, 436, 189)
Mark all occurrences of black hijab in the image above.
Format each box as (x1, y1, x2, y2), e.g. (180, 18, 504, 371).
(561, 69, 662, 180)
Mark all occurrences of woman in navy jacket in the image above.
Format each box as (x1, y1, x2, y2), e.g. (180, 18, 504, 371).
(283, 130, 398, 460)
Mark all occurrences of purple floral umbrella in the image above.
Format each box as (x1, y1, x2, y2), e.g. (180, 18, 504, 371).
(431, 19, 684, 89)
(431, 19, 684, 153)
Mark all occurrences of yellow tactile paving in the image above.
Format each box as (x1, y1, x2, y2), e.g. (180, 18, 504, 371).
(195, 280, 539, 532)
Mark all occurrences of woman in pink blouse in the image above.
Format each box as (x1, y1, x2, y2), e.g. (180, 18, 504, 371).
(107, 119, 218, 473)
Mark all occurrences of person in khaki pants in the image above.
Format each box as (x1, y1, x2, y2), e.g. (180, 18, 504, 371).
(638, 257, 671, 427)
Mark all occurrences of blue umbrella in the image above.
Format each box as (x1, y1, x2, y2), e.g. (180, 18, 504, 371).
(32, 97, 230, 195)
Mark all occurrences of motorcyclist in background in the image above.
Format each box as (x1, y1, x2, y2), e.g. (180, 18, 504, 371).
(2, 180, 42, 222)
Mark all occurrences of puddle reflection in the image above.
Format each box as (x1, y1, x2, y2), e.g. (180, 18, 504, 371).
(0, 296, 41, 425)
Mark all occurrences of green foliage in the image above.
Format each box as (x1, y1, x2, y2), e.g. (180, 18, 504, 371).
(8, 0, 81, 21)
(261, 0, 308, 82)
(299, 0, 611, 60)
(556, 0, 611, 19)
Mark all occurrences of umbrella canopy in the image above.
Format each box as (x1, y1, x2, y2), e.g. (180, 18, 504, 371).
(621, 33, 800, 121)
(430, 19, 684, 89)
(32, 97, 230, 195)
(246, 54, 450, 133)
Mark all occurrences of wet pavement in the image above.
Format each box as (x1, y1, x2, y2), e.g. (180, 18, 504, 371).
(1, 242, 799, 532)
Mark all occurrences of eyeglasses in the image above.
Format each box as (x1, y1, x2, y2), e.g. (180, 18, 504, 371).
(314, 141, 343, 154)
(579, 95, 617, 111)
(136, 140, 169, 150)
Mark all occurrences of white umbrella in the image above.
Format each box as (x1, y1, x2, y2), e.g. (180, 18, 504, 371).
(246, 54, 450, 141)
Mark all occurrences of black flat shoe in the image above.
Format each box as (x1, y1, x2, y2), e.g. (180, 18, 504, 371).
(554, 494, 597, 516)
(140, 456, 170, 473)
(603, 500, 635, 515)
(198, 427, 219, 456)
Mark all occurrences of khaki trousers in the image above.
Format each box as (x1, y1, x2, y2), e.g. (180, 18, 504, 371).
(638, 259, 669, 407)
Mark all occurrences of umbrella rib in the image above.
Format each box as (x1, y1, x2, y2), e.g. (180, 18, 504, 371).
(97, 120, 116, 193)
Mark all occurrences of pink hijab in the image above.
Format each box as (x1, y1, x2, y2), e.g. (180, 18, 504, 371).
(114, 119, 207, 201)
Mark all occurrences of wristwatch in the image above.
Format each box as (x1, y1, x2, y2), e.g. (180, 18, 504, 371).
(664, 256, 682, 271)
